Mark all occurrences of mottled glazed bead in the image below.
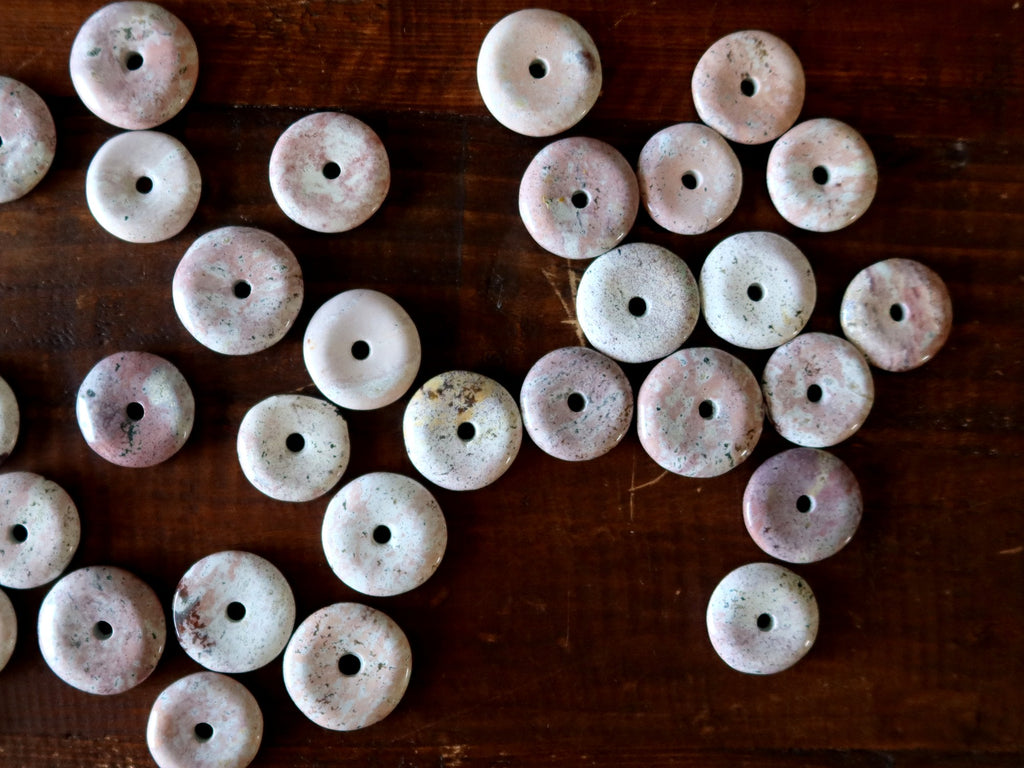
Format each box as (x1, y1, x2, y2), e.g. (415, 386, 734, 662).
(403, 371, 522, 491)
(0, 376, 17, 465)
(700, 231, 815, 350)
(637, 122, 742, 235)
(70, 1, 198, 130)
(38, 565, 165, 694)
(173, 227, 304, 356)
(147, 672, 263, 768)
(520, 347, 633, 461)
(519, 137, 639, 260)
(173, 551, 295, 674)
(637, 348, 763, 478)
(0, 472, 80, 590)
(85, 130, 201, 243)
(0, 77, 56, 203)
(840, 258, 953, 372)
(575, 242, 700, 364)
(322, 473, 447, 597)
(303, 290, 421, 411)
(236, 394, 350, 503)
(762, 332, 874, 447)
(476, 8, 601, 137)
(269, 112, 389, 233)
(768, 118, 878, 232)
(744, 448, 862, 563)
(692, 30, 805, 145)
(76, 351, 194, 468)
(0, 588, 15, 672)
(283, 602, 411, 731)
(706, 562, 819, 674)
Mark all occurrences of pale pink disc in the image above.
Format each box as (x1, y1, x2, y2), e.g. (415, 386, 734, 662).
(0, 472, 80, 590)
(0, 588, 15, 672)
(0, 77, 56, 203)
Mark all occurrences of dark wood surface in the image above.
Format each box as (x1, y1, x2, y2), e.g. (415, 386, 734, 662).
(1, 1, 1022, 765)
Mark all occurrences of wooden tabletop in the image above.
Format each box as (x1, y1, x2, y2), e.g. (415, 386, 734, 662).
(1, 1, 1022, 766)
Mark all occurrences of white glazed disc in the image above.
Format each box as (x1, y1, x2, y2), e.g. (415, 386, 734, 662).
(0, 471, 80, 590)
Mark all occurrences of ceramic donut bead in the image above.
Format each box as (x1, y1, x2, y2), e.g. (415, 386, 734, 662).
(147, 672, 263, 768)
(173, 226, 304, 355)
(0, 375, 18, 465)
(38, 565, 166, 694)
(76, 351, 195, 468)
(476, 8, 601, 136)
(85, 130, 202, 243)
(0, 472, 80, 590)
(0, 588, 15, 672)
(0, 77, 57, 203)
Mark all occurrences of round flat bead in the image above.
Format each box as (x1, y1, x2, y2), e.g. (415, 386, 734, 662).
(172, 551, 295, 674)
(85, 130, 201, 243)
(322, 473, 447, 597)
(692, 30, 805, 145)
(303, 290, 420, 411)
(762, 332, 874, 447)
(76, 351, 195, 468)
(0, 472, 80, 590)
(768, 118, 878, 232)
(520, 346, 632, 461)
(236, 394, 350, 503)
(840, 258, 953, 372)
(70, 1, 198, 130)
(476, 9, 601, 137)
(519, 137, 639, 260)
(0, 588, 15, 672)
(269, 112, 389, 233)
(700, 231, 815, 350)
(637, 347, 763, 478)
(637, 122, 742, 235)
(706, 562, 819, 674)
(147, 672, 263, 768)
(744, 448, 862, 563)
(576, 242, 700, 364)
(38, 565, 165, 694)
(283, 602, 411, 731)
(403, 371, 522, 491)
(0, 77, 57, 203)
(0, 375, 18, 464)
(173, 226, 304, 356)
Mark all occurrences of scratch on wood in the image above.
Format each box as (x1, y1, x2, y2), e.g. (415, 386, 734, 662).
(542, 265, 585, 345)
(999, 545, 1023, 555)
(628, 452, 669, 522)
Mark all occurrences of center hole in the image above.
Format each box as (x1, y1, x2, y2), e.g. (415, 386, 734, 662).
(193, 722, 214, 742)
(135, 176, 153, 194)
(796, 494, 814, 514)
(125, 51, 144, 71)
(681, 171, 699, 190)
(698, 400, 715, 420)
(628, 297, 647, 317)
(351, 340, 371, 360)
(890, 303, 905, 322)
(322, 161, 341, 179)
(756, 612, 774, 631)
(740, 76, 757, 97)
(338, 653, 362, 676)
(10, 524, 28, 543)
(806, 384, 823, 403)
(747, 283, 764, 302)
(93, 621, 114, 640)
(528, 58, 548, 78)
(0, 136, 5, 148)
(373, 525, 392, 544)
(233, 280, 252, 299)
(125, 402, 145, 421)
(226, 601, 247, 622)
(456, 422, 476, 442)
(812, 165, 830, 185)
(566, 392, 586, 413)
(286, 432, 305, 452)
(570, 190, 589, 209)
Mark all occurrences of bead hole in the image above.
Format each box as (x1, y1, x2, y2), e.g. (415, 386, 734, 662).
(338, 653, 362, 676)
(628, 297, 647, 317)
(528, 58, 548, 79)
(698, 400, 716, 420)
(756, 612, 774, 631)
(566, 392, 586, 413)
(457, 422, 476, 442)
(373, 524, 392, 544)
(125, 402, 145, 421)
(93, 621, 114, 640)
(890, 303, 906, 322)
(125, 52, 144, 71)
(570, 190, 590, 209)
(351, 340, 371, 360)
(796, 494, 814, 514)
(806, 384, 823, 403)
(10, 524, 28, 543)
(233, 280, 252, 299)
(740, 76, 757, 97)
(322, 161, 341, 179)
(193, 722, 214, 742)
(747, 283, 764, 302)
(286, 432, 305, 452)
(226, 601, 247, 622)
(135, 176, 153, 194)
(812, 165, 830, 185)
(681, 171, 699, 190)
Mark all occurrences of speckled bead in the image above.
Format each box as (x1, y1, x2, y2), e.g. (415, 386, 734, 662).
(269, 112, 389, 233)
(173, 227, 304, 356)
(767, 118, 878, 232)
(85, 130, 201, 243)
(744, 448, 862, 563)
(0, 472, 80, 590)
(76, 351, 194, 468)
(38, 565, 165, 694)
(236, 394, 350, 503)
(700, 231, 815, 350)
(692, 30, 805, 145)
(0, 588, 16, 672)
(520, 346, 633, 461)
(303, 289, 421, 411)
(147, 672, 263, 768)
(519, 137, 639, 260)
(637, 122, 742, 235)
(70, 1, 198, 130)
(706, 562, 819, 674)
(283, 602, 412, 731)
(0, 77, 56, 203)
(840, 258, 953, 372)
(575, 242, 700, 364)
(173, 551, 295, 674)
(762, 332, 874, 447)
(0, 376, 18, 465)
(637, 347, 764, 478)
(322, 473, 447, 597)
(404, 371, 523, 491)
(476, 8, 601, 137)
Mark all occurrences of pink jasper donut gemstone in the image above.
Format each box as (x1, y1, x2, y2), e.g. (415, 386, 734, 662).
(0, 77, 57, 203)
(0, 472, 80, 590)
(69, 1, 198, 130)
(0, 588, 15, 672)
(0, 375, 18, 465)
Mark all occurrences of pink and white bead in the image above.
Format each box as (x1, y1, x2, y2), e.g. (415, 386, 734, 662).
(0, 472, 80, 590)
(0, 588, 16, 672)
(0, 77, 56, 203)
(0, 375, 17, 464)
